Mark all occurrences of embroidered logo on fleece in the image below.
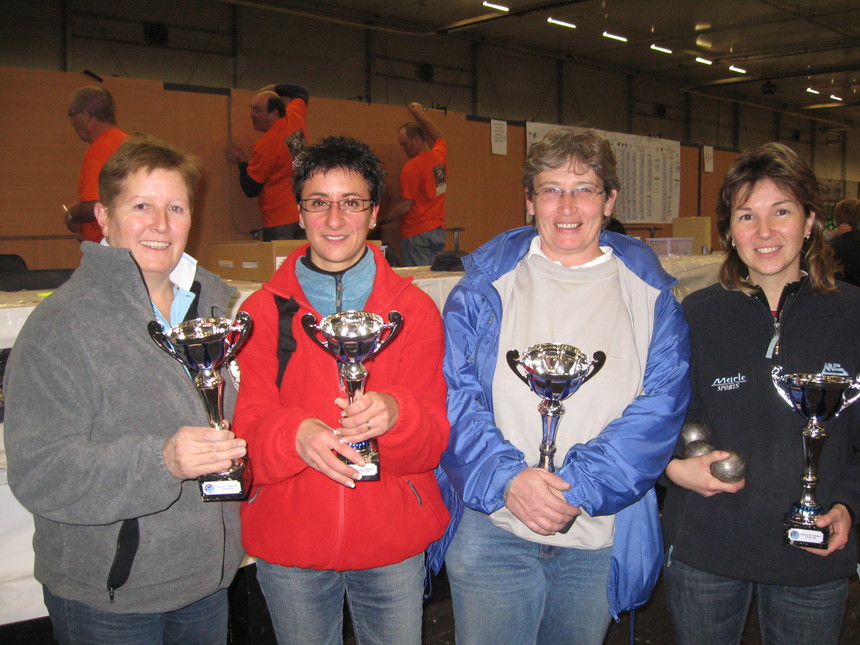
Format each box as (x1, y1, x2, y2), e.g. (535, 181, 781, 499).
(820, 362, 850, 377)
(711, 373, 747, 391)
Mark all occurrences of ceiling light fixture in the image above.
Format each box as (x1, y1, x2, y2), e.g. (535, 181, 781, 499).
(481, 1, 509, 11)
(547, 17, 576, 29)
(806, 87, 820, 94)
(830, 94, 843, 101)
(695, 57, 713, 66)
(729, 65, 746, 74)
(602, 31, 628, 42)
(650, 44, 672, 54)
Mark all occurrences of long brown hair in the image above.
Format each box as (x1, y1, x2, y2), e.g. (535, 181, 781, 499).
(715, 142, 838, 294)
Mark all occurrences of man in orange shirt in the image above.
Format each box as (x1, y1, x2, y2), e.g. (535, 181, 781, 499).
(226, 83, 309, 241)
(65, 87, 129, 243)
(383, 103, 447, 266)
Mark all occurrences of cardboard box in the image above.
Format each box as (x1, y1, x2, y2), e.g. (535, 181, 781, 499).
(672, 217, 713, 254)
(204, 240, 381, 282)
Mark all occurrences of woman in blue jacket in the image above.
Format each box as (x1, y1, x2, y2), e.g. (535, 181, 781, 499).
(431, 127, 691, 644)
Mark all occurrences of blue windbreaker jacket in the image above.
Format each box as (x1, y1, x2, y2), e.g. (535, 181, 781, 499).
(428, 226, 691, 618)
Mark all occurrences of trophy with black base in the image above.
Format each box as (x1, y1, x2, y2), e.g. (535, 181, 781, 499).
(148, 312, 252, 501)
(302, 310, 403, 481)
(771, 366, 860, 549)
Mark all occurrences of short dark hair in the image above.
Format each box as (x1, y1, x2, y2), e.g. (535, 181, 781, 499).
(716, 142, 838, 294)
(267, 95, 286, 118)
(292, 136, 385, 205)
(70, 86, 117, 124)
(834, 198, 860, 229)
(399, 122, 425, 143)
(99, 135, 200, 209)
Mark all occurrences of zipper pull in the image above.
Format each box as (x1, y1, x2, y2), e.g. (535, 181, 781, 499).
(766, 320, 779, 359)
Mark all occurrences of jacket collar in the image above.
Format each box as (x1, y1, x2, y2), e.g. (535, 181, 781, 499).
(463, 225, 678, 293)
(263, 243, 413, 315)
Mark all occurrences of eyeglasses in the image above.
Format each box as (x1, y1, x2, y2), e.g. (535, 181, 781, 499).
(299, 198, 374, 213)
(248, 105, 265, 114)
(66, 108, 84, 118)
(533, 186, 605, 203)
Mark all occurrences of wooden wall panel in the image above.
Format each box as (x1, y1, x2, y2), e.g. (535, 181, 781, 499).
(679, 146, 700, 219)
(1, 65, 725, 272)
(700, 149, 741, 251)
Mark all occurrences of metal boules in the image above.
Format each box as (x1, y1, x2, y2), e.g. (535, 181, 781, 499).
(710, 450, 746, 483)
(680, 421, 711, 446)
(684, 440, 715, 459)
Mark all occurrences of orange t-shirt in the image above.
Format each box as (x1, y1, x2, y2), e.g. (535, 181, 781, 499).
(399, 139, 447, 239)
(246, 99, 309, 228)
(77, 127, 129, 242)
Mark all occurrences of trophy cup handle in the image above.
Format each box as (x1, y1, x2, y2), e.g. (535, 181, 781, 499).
(374, 311, 404, 354)
(506, 350, 531, 386)
(770, 365, 793, 408)
(582, 351, 606, 385)
(223, 311, 253, 364)
(301, 313, 331, 352)
(838, 373, 860, 413)
(147, 321, 186, 368)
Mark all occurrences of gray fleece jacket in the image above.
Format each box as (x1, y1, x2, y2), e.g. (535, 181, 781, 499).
(3, 242, 244, 613)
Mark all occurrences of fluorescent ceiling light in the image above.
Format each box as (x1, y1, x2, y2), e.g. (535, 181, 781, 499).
(650, 44, 673, 54)
(695, 57, 713, 65)
(482, 1, 509, 11)
(729, 65, 746, 74)
(602, 31, 628, 42)
(547, 17, 576, 29)
(830, 94, 843, 101)
(806, 87, 820, 94)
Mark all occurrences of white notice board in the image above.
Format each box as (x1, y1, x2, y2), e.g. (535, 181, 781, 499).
(526, 122, 680, 224)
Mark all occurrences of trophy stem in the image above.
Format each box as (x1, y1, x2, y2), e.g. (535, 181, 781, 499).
(795, 421, 826, 515)
(195, 376, 226, 430)
(340, 363, 368, 405)
(536, 400, 565, 473)
(343, 377, 366, 405)
(338, 364, 379, 480)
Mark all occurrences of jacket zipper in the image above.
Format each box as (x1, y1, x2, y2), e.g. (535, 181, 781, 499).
(763, 283, 801, 362)
(405, 478, 423, 505)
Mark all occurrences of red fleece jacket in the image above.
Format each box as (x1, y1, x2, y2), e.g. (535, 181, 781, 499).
(234, 244, 450, 570)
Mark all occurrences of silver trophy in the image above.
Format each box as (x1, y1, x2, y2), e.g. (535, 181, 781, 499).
(507, 344, 606, 473)
(772, 366, 860, 548)
(148, 312, 252, 501)
(507, 344, 605, 533)
(302, 310, 403, 481)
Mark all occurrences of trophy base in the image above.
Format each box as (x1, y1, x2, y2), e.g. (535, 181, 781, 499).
(337, 439, 380, 481)
(784, 514, 828, 549)
(198, 458, 250, 501)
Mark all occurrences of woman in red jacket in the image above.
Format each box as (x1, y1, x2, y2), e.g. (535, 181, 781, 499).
(233, 136, 449, 645)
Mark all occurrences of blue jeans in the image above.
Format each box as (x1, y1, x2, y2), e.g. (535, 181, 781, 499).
(255, 554, 424, 645)
(399, 227, 445, 267)
(43, 585, 227, 645)
(445, 507, 613, 645)
(664, 557, 848, 645)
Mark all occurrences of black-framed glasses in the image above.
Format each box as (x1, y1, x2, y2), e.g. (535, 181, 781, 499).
(66, 108, 84, 118)
(533, 186, 605, 203)
(299, 198, 374, 213)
